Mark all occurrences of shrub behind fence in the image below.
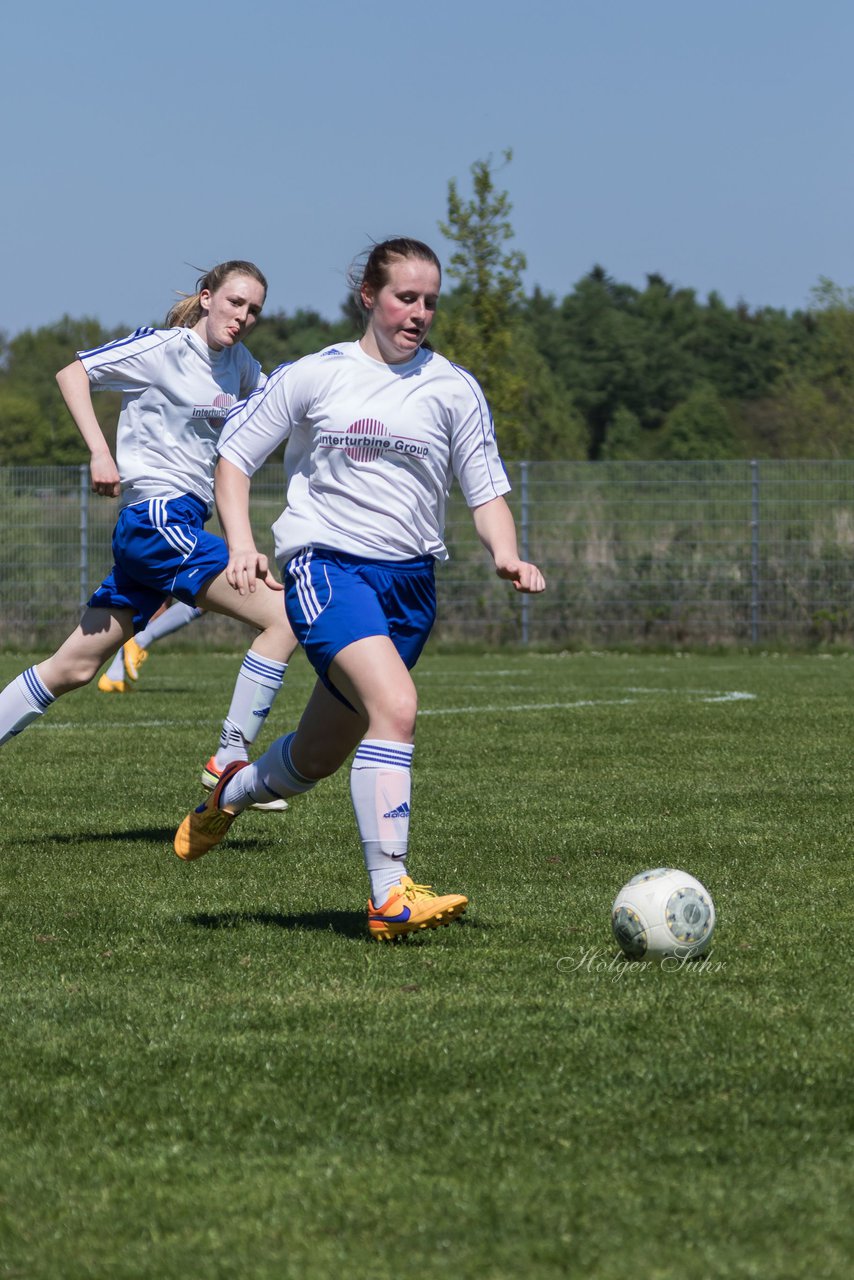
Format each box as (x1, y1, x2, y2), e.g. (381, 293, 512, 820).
(1, 460, 851, 648)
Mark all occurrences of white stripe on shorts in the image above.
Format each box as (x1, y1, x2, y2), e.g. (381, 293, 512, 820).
(289, 548, 324, 624)
(148, 498, 197, 558)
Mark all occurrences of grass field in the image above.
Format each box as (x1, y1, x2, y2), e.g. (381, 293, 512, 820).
(0, 647, 851, 1279)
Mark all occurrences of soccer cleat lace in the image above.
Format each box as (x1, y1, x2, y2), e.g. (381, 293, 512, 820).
(201, 755, 288, 812)
(123, 637, 148, 682)
(367, 876, 468, 940)
(174, 760, 248, 861)
(97, 674, 128, 694)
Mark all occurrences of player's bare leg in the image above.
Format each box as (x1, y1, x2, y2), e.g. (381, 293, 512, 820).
(38, 608, 136, 694)
(0, 608, 135, 746)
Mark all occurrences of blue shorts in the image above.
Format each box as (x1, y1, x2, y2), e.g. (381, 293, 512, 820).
(87, 495, 227, 630)
(284, 546, 436, 702)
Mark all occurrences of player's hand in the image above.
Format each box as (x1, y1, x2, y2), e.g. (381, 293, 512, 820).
(495, 559, 546, 594)
(90, 450, 120, 498)
(226, 548, 284, 595)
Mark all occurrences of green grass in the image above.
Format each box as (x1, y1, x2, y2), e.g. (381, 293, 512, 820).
(0, 648, 851, 1279)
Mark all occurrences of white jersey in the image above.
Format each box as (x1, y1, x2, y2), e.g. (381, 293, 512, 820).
(218, 341, 511, 564)
(78, 326, 265, 513)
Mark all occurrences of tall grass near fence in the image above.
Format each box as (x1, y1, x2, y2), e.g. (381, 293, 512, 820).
(441, 460, 854, 645)
(0, 461, 852, 649)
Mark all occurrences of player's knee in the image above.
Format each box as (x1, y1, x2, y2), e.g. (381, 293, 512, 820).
(377, 686, 418, 740)
(41, 656, 100, 693)
(74, 656, 105, 688)
(249, 597, 291, 638)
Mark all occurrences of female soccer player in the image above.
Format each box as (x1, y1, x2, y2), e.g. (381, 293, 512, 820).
(0, 261, 297, 809)
(174, 237, 546, 937)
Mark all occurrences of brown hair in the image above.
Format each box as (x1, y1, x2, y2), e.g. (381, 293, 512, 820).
(166, 260, 268, 328)
(347, 237, 442, 320)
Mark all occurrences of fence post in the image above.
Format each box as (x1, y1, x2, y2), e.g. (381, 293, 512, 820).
(519, 460, 530, 645)
(750, 459, 760, 644)
(79, 464, 89, 612)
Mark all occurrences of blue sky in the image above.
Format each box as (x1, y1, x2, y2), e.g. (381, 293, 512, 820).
(2, 0, 851, 338)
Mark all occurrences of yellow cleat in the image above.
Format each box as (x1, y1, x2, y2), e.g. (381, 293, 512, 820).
(367, 876, 468, 941)
(174, 760, 247, 862)
(123, 636, 149, 682)
(98, 674, 128, 694)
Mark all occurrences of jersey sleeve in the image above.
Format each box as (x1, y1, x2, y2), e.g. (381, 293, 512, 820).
(218, 360, 299, 476)
(77, 327, 171, 392)
(448, 365, 512, 508)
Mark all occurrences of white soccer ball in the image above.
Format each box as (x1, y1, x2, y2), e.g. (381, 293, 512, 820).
(611, 867, 716, 961)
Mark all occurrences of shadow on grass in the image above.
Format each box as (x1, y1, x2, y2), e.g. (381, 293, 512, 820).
(182, 909, 478, 942)
(8, 830, 270, 851)
(183, 909, 368, 939)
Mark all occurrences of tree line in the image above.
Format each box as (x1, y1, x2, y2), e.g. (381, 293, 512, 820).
(2, 155, 853, 464)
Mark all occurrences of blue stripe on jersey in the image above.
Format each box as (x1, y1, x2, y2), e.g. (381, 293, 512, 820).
(23, 666, 54, 710)
(219, 360, 295, 449)
(77, 326, 162, 361)
(449, 360, 509, 496)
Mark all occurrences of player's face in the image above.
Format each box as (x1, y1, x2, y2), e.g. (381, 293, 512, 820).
(198, 273, 266, 350)
(361, 257, 440, 364)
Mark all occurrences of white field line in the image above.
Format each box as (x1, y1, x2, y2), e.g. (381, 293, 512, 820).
(37, 719, 220, 730)
(420, 698, 639, 716)
(422, 690, 756, 716)
(36, 689, 756, 730)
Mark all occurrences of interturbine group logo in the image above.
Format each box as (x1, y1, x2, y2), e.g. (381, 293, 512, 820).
(345, 417, 387, 462)
(317, 419, 430, 463)
(193, 393, 236, 425)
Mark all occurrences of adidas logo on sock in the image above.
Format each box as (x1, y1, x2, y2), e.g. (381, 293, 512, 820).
(383, 801, 411, 820)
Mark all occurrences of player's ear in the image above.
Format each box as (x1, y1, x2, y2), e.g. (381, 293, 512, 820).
(199, 288, 212, 314)
(360, 283, 374, 312)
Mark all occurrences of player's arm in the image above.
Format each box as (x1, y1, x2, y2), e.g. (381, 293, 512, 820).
(471, 495, 546, 594)
(56, 359, 121, 496)
(213, 456, 283, 595)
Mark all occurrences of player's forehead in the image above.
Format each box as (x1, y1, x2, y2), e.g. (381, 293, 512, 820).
(212, 272, 267, 302)
(383, 256, 441, 295)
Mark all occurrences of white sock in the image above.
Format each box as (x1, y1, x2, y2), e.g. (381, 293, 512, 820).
(223, 732, 317, 810)
(214, 652, 287, 769)
(136, 602, 202, 647)
(0, 667, 55, 746)
(105, 649, 125, 681)
(350, 739, 414, 905)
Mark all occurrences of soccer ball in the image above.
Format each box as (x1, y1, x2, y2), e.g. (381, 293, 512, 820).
(611, 867, 716, 961)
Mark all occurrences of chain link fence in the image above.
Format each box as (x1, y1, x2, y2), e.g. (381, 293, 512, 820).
(1, 460, 852, 648)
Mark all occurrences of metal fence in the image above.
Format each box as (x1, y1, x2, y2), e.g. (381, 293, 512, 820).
(1, 460, 852, 648)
